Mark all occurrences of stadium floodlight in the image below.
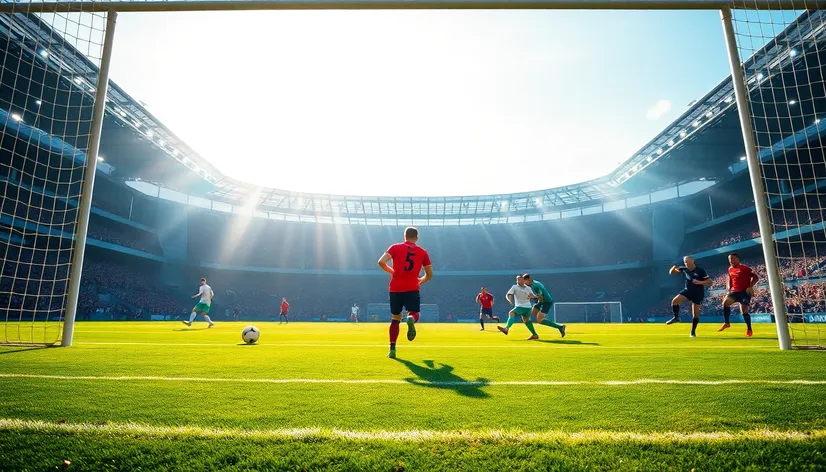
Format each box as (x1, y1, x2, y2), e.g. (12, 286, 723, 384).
(789, 99, 797, 105)
(73, 76, 83, 85)
(97, 156, 104, 162)
(790, 48, 798, 56)
(146, 130, 154, 138)
(740, 156, 746, 161)
(35, 100, 42, 106)
(10, 113, 22, 122)
(39, 49, 48, 57)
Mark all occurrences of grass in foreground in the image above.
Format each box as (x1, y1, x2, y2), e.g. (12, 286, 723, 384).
(0, 322, 824, 470)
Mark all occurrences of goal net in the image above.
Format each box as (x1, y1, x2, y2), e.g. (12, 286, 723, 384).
(553, 302, 623, 324)
(366, 303, 440, 322)
(730, 5, 826, 348)
(0, 8, 108, 344)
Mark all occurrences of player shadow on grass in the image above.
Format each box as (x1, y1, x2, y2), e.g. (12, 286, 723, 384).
(535, 339, 599, 346)
(0, 346, 49, 355)
(394, 359, 490, 399)
(172, 327, 209, 332)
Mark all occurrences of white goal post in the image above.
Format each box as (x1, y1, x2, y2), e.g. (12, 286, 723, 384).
(553, 302, 623, 324)
(1, 0, 821, 351)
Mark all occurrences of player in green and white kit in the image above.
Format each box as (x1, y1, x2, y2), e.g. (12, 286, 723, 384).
(498, 275, 541, 340)
(183, 278, 215, 328)
(522, 273, 566, 338)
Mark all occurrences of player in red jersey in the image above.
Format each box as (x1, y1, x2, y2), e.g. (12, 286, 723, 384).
(719, 253, 759, 337)
(377, 227, 433, 359)
(475, 286, 500, 331)
(279, 297, 290, 324)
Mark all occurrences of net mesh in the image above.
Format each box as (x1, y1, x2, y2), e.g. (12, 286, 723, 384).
(553, 302, 623, 324)
(730, 6, 826, 348)
(0, 8, 107, 344)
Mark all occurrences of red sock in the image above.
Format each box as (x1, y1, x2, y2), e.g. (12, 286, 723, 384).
(409, 312, 420, 323)
(389, 320, 400, 347)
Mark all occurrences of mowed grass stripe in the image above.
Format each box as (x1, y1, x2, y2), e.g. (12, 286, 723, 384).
(2, 373, 824, 386)
(1, 418, 823, 444)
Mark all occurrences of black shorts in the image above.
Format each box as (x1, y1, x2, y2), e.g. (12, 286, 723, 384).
(728, 290, 752, 305)
(480, 307, 493, 317)
(389, 291, 421, 315)
(679, 289, 704, 306)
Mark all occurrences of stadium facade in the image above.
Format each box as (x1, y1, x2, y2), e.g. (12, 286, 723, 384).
(2, 10, 826, 325)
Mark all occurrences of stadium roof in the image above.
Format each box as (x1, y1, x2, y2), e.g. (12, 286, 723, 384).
(3, 10, 826, 223)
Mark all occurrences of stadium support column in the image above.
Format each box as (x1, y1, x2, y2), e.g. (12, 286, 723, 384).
(720, 6, 791, 350)
(62, 10, 118, 347)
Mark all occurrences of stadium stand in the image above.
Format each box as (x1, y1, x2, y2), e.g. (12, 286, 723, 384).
(188, 208, 653, 271)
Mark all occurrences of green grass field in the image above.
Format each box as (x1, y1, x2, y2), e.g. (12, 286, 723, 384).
(1, 321, 825, 471)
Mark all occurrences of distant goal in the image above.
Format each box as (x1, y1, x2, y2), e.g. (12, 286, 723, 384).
(553, 302, 623, 324)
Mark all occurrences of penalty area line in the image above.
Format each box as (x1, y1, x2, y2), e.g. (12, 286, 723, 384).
(0, 373, 824, 387)
(0, 418, 823, 444)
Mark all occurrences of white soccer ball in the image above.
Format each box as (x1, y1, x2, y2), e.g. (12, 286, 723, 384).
(241, 326, 260, 344)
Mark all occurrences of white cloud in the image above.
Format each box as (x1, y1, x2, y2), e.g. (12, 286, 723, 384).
(646, 99, 672, 120)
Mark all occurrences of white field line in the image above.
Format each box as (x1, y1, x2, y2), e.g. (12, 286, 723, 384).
(0, 418, 823, 444)
(72, 341, 779, 349)
(1, 373, 824, 387)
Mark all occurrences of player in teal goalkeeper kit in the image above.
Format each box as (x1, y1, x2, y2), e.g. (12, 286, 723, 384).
(522, 273, 566, 338)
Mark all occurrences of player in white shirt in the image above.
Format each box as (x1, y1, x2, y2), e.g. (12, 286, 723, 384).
(183, 278, 215, 328)
(350, 303, 360, 324)
(497, 275, 540, 340)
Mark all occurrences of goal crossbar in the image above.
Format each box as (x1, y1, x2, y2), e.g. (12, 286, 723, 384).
(0, 0, 820, 13)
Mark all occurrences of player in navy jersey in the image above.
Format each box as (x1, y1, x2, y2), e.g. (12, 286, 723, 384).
(377, 227, 433, 359)
(667, 256, 712, 337)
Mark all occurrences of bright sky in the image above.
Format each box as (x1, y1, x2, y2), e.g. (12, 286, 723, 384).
(106, 10, 733, 197)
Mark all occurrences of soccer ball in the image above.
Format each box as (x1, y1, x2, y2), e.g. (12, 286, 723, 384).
(241, 326, 260, 344)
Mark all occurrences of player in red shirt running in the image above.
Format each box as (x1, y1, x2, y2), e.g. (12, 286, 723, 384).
(719, 253, 759, 337)
(279, 297, 290, 324)
(377, 227, 433, 359)
(475, 286, 500, 331)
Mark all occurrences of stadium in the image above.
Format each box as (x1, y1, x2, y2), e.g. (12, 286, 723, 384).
(1, 3, 825, 471)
